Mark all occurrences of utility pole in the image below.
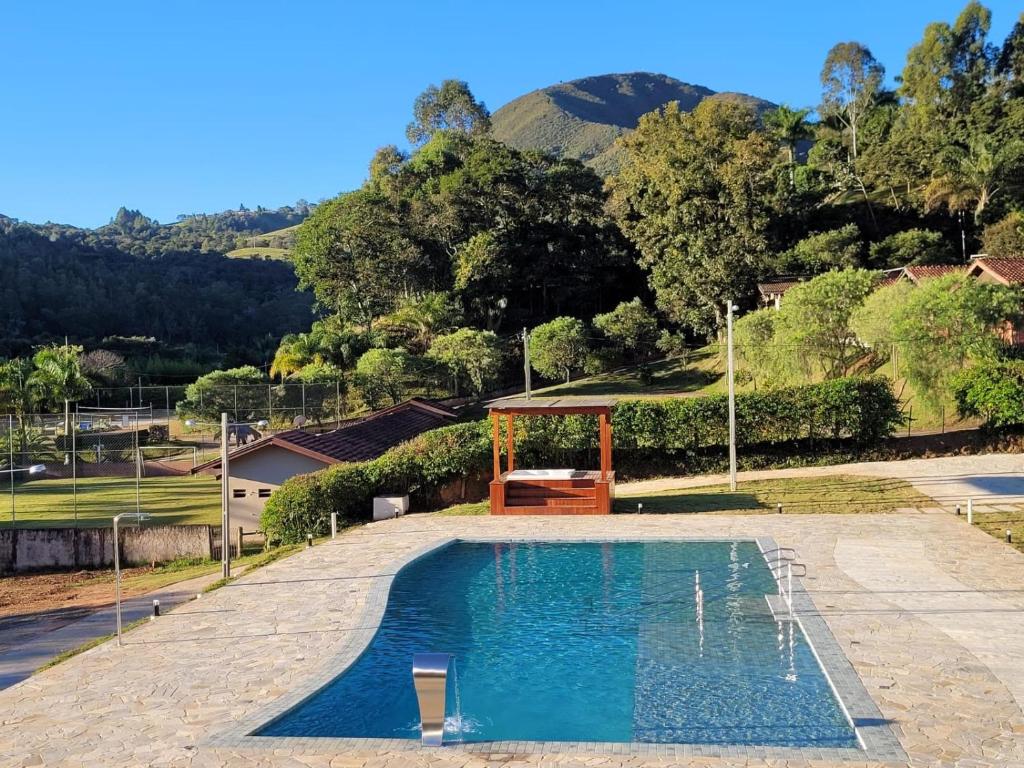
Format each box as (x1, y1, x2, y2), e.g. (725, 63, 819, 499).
(220, 412, 231, 578)
(726, 301, 738, 492)
(522, 328, 532, 400)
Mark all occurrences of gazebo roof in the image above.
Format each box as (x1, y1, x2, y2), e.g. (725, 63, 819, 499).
(487, 397, 615, 415)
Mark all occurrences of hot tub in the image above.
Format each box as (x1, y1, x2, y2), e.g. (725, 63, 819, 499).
(505, 469, 578, 480)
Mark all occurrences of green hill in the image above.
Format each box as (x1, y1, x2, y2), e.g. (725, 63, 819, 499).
(491, 72, 774, 175)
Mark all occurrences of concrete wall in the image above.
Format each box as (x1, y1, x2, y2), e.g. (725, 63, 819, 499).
(0, 525, 213, 573)
(228, 446, 329, 529)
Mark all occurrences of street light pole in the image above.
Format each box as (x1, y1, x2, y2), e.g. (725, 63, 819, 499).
(726, 300, 738, 492)
(522, 328, 532, 400)
(221, 412, 230, 578)
(113, 511, 149, 646)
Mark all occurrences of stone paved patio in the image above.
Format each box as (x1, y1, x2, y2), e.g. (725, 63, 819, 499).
(3, 510, 1024, 767)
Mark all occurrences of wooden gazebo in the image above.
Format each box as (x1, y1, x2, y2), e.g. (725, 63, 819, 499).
(487, 398, 615, 515)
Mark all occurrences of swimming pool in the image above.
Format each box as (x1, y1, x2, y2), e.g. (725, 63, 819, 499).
(257, 540, 857, 748)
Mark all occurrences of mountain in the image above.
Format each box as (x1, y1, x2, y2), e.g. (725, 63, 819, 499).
(491, 72, 774, 175)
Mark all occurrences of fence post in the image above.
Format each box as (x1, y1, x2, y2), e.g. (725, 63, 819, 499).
(165, 386, 170, 417)
(967, 497, 974, 525)
(236, 526, 244, 558)
(233, 386, 238, 419)
(335, 380, 341, 426)
(267, 384, 273, 427)
(331, 511, 338, 539)
(907, 406, 912, 438)
(301, 382, 306, 420)
(8, 414, 14, 527)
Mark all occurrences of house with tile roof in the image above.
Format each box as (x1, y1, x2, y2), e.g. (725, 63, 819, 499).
(966, 257, 1024, 345)
(192, 398, 456, 527)
(756, 277, 807, 309)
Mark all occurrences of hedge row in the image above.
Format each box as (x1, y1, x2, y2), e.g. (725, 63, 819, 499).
(261, 377, 901, 542)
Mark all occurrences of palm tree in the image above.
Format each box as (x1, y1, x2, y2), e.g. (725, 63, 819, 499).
(28, 344, 92, 414)
(925, 136, 1024, 225)
(270, 333, 321, 381)
(764, 105, 812, 186)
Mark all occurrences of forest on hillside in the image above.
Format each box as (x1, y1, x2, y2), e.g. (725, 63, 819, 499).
(3, 2, 1024, 410)
(256, 3, 1024, 407)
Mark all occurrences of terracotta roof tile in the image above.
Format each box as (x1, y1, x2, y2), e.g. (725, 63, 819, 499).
(972, 258, 1024, 285)
(903, 264, 963, 283)
(193, 398, 455, 471)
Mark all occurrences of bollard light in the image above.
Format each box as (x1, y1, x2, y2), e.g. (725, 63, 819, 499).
(777, 503, 782, 514)
(307, 533, 313, 548)
(956, 504, 961, 516)
(1008, 530, 1013, 544)
(152, 599, 160, 618)
(637, 502, 643, 514)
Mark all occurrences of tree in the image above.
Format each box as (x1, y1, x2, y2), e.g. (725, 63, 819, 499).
(612, 99, 779, 334)
(780, 224, 863, 272)
(29, 344, 92, 412)
(763, 105, 812, 185)
(952, 360, 1024, 425)
(79, 349, 126, 386)
(732, 308, 781, 389)
(592, 298, 660, 364)
(868, 229, 957, 266)
(377, 292, 463, 354)
(176, 366, 266, 423)
(982, 211, 1024, 257)
(773, 268, 877, 380)
(354, 349, 410, 410)
(530, 317, 589, 382)
(892, 273, 1021, 407)
(996, 12, 1024, 97)
(427, 328, 504, 396)
(406, 80, 491, 146)
(850, 279, 916, 359)
(270, 333, 322, 381)
(820, 42, 884, 159)
(924, 134, 1024, 224)
(0, 358, 38, 418)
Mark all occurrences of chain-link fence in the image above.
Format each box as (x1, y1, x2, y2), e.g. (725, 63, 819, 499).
(0, 412, 217, 529)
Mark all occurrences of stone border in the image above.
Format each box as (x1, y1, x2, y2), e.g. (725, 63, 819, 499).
(211, 534, 906, 764)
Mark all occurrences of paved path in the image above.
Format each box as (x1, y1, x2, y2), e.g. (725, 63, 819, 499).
(618, 452, 1024, 506)
(0, 569, 225, 690)
(3, 513, 1024, 766)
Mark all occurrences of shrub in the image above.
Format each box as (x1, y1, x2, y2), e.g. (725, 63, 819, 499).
(952, 361, 1024, 426)
(261, 378, 900, 542)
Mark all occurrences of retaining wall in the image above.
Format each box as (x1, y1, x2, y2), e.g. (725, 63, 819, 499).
(0, 525, 214, 572)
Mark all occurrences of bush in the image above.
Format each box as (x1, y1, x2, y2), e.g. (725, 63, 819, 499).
(952, 361, 1024, 426)
(261, 378, 901, 542)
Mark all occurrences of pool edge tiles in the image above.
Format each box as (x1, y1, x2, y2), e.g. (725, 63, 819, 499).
(210, 535, 906, 764)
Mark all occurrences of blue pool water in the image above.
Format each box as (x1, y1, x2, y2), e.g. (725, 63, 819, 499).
(258, 541, 857, 747)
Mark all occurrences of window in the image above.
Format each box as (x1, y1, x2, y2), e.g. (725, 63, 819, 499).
(258, 488, 272, 498)
(232, 489, 246, 499)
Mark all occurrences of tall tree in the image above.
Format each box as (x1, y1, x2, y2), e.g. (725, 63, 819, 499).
(406, 80, 491, 146)
(612, 99, 779, 334)
(763, 105, 812, 185)
(29, 344, 92, 412)
(530, 317, 589, 383)
(820, 42, 885, 159)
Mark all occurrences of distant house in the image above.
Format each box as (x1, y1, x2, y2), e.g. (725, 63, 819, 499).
(967, 257, 1024, 345)
(757, 277, 807, 309)
(192, 398, 456, 527)
(900, 264, 964, 284)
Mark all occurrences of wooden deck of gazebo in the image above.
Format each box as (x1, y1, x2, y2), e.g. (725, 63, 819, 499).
(487, 398, 615, 515)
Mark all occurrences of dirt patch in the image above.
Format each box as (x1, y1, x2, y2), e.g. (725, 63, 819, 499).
(0, 566, 154, 620)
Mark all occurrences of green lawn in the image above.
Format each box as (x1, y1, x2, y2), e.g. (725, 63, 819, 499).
(534, 349, 723, 399)
(436, 474, 932, 516)
(617, 475, 931, 514)
(7, 474, 221, 527)
(970, 509, 1024, 558)
(225, 246, 290, 260)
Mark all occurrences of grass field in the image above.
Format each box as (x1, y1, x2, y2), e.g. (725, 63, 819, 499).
(225, 246, 290, 260)
(7, 474, 221, 527)
(435, 474, 932, 516)
(534, 350, 724, 399)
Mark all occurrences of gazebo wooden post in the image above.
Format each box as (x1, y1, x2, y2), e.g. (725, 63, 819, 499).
(505, 413, 515, 473)
(491, 412, 502, 480)
(598, 410, 611, 480)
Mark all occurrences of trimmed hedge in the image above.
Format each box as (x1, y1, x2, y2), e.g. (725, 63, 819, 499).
(261, 377, 901, 542)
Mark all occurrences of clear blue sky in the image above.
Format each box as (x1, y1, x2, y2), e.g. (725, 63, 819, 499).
(1, 1, 1019, 228)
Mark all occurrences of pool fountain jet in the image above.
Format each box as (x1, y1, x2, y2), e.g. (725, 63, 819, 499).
(412, 653, 452, 746)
